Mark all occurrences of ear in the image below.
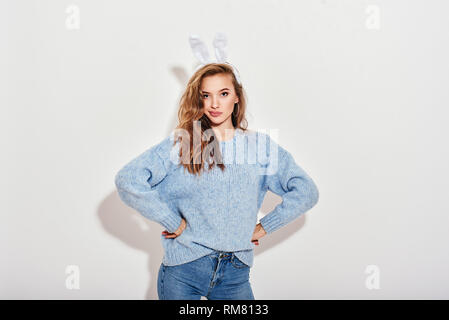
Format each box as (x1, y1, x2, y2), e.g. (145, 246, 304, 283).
(189, 34, 211, 64)
(213, 32, 227, 63)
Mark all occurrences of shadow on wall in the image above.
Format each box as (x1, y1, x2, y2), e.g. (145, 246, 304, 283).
(97, 66, 306, 300)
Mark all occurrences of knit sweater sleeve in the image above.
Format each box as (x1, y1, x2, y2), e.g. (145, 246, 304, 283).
(114, 143, 183, 233)
(259, 144, 319, 235)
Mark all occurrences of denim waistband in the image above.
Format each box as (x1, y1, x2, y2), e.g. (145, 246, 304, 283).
(207, 250, 235, 259)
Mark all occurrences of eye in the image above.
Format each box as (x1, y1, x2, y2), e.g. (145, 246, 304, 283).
(202, 94, 208, 99)
(222, 92, 229, 97)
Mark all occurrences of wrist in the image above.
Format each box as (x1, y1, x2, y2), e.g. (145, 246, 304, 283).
(175, 218, 186, 235)
(257, 223, 267, 236)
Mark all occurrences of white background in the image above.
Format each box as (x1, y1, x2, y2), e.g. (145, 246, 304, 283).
(1, 0, 448, 299)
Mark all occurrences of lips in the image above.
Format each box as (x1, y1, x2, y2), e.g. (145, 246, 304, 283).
(209, 111, 222, 117)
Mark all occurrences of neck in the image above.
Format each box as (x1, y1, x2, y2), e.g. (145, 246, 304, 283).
(211, 124, 236, 142)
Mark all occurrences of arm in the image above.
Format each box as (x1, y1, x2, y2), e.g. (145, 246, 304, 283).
(259, 147, 319, 235)
(114, 145, 183, 233)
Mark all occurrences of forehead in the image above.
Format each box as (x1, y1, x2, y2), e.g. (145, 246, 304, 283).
(200, 73, 234, 91)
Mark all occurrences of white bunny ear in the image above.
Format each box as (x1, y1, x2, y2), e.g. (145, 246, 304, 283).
(213, 32, 227, 63)
(189, 34, 211, 65)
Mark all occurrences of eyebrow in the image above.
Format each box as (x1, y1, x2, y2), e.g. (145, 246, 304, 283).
(200, 88, 230, 94)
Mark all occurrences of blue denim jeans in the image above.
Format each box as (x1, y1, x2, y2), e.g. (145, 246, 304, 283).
(157, 250, 255, 300)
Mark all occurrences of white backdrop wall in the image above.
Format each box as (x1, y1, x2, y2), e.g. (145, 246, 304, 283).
(2, 0, 449, 299)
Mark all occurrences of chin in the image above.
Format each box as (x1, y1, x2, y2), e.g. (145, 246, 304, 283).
(206, 115, 225, 125)
(208, 119, 223, 126)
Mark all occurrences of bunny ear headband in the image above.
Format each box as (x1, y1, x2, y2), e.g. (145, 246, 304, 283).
(189, 32, 242, 85)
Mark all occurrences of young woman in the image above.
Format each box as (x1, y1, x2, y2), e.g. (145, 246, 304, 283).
(114, 63, 320, 300)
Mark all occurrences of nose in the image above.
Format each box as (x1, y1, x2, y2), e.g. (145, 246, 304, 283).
(211, 96, 220, 109)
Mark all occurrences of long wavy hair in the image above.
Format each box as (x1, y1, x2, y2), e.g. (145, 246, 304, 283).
(173, 63, 248, 176)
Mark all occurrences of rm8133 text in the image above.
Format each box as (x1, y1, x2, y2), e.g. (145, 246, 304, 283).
(223, 304, 269, 315)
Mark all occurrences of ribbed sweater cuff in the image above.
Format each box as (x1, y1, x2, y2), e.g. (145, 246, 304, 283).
(259, 213, 282, 235)
(162, 211, 183, 233)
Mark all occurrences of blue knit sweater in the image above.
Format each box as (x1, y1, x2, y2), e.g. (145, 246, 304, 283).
(114, 128, 319, 268)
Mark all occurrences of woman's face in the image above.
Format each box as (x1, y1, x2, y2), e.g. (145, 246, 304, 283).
(200, 73, 239, 127)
